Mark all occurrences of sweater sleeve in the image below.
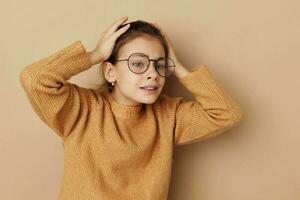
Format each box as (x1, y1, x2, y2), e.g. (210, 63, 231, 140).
(173, 64, 243, 146)
(19, 41, 98, 141)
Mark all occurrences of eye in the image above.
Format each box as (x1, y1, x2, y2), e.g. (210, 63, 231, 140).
(132, 62, 144, 67)
(156, 64, 165, 69)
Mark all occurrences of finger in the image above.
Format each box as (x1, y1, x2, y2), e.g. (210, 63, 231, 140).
(151, 22, 168, 39)
(102, 16, 127, 37)
(152, 23, 168, 39)
(112, 24, 130, 39)
(106, 16, 128, 36)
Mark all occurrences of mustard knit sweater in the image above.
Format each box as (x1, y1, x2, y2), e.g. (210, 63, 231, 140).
(19, 41, 243, 200)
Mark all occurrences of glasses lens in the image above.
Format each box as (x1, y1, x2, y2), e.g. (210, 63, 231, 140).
(156, 57, 175, 77)
(129, 54, 148, 73)
(128, 54, 175, 77)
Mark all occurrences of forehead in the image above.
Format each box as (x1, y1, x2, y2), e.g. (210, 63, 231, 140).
(119, 36, 165, 59)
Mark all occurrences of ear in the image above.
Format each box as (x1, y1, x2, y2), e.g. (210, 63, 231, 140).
(101, 61, 117, 82)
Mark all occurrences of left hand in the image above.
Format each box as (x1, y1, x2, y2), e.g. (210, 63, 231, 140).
(151, 22, 183, 67)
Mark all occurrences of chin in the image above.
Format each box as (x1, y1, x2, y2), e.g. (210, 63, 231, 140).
(141, 100, 156, 104)
(139, 95, 160, 104)
(136, 88, 162, 104)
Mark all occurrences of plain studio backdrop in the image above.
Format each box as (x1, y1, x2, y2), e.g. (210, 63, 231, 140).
(1, 0, 299, 199)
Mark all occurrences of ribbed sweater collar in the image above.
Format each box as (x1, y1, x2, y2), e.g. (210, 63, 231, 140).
(102, 91, 145, 119)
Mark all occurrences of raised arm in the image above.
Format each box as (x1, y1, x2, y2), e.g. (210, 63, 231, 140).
(173, 64, 243, 146)
(148, 23, 243, 146)
(19, 41, 99, 140)
(20, 17, 132, 141)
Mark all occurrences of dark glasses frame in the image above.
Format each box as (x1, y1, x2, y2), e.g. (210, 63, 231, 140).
(114, 53, 176, 77)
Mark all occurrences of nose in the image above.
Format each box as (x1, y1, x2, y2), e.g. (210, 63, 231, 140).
(146, 61, 160, 79)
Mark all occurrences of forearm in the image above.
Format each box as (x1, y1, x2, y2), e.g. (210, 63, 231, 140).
(178, 64, 243, 124)
(87, 51, 102, 65)
(20, 41, 92, 83)
(20, 41, 91, 90)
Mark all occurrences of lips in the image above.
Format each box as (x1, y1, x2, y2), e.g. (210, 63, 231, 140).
(139, 85, 159, 94)
(139, 85, 159, 89)
(140, 86, 158, 90)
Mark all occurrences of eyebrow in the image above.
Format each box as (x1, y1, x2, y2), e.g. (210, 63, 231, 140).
(131, 52, 165, 59)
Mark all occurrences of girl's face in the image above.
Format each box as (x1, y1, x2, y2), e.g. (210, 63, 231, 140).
(107, 36, 166, 106)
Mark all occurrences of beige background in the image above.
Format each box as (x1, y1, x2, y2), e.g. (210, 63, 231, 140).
(1, 0, 299, 199)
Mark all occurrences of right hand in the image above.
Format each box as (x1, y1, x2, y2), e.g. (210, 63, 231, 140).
(88, 16, 131, 65)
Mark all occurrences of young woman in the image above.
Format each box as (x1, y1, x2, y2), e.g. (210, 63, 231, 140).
(20, 16, 243, 200)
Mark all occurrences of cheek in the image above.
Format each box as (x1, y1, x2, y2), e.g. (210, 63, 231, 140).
(160, 78, 165, 86)
(118, 73, 141, 89)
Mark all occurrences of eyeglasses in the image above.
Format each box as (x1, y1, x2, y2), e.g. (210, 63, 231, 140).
(114, 53, 176, 77)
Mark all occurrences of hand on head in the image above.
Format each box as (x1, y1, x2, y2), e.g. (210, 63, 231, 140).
(89, 16, 131, 65)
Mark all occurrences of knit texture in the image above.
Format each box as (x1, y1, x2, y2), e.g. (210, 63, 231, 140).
(19, 41, 243, 200)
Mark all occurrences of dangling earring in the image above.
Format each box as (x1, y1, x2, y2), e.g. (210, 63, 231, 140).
(108, 81, 115, 92)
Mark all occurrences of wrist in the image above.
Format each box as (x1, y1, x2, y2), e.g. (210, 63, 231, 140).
(174, 64, 190, 79)
(87, 51, 102, 65)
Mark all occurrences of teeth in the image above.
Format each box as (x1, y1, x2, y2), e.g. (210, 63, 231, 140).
(142, 87, 156, 90)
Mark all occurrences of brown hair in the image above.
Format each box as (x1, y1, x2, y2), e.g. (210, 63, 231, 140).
(96, 20, 170, 93)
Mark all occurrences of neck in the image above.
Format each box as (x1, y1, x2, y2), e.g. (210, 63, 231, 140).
(111, 88, 142, 107)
